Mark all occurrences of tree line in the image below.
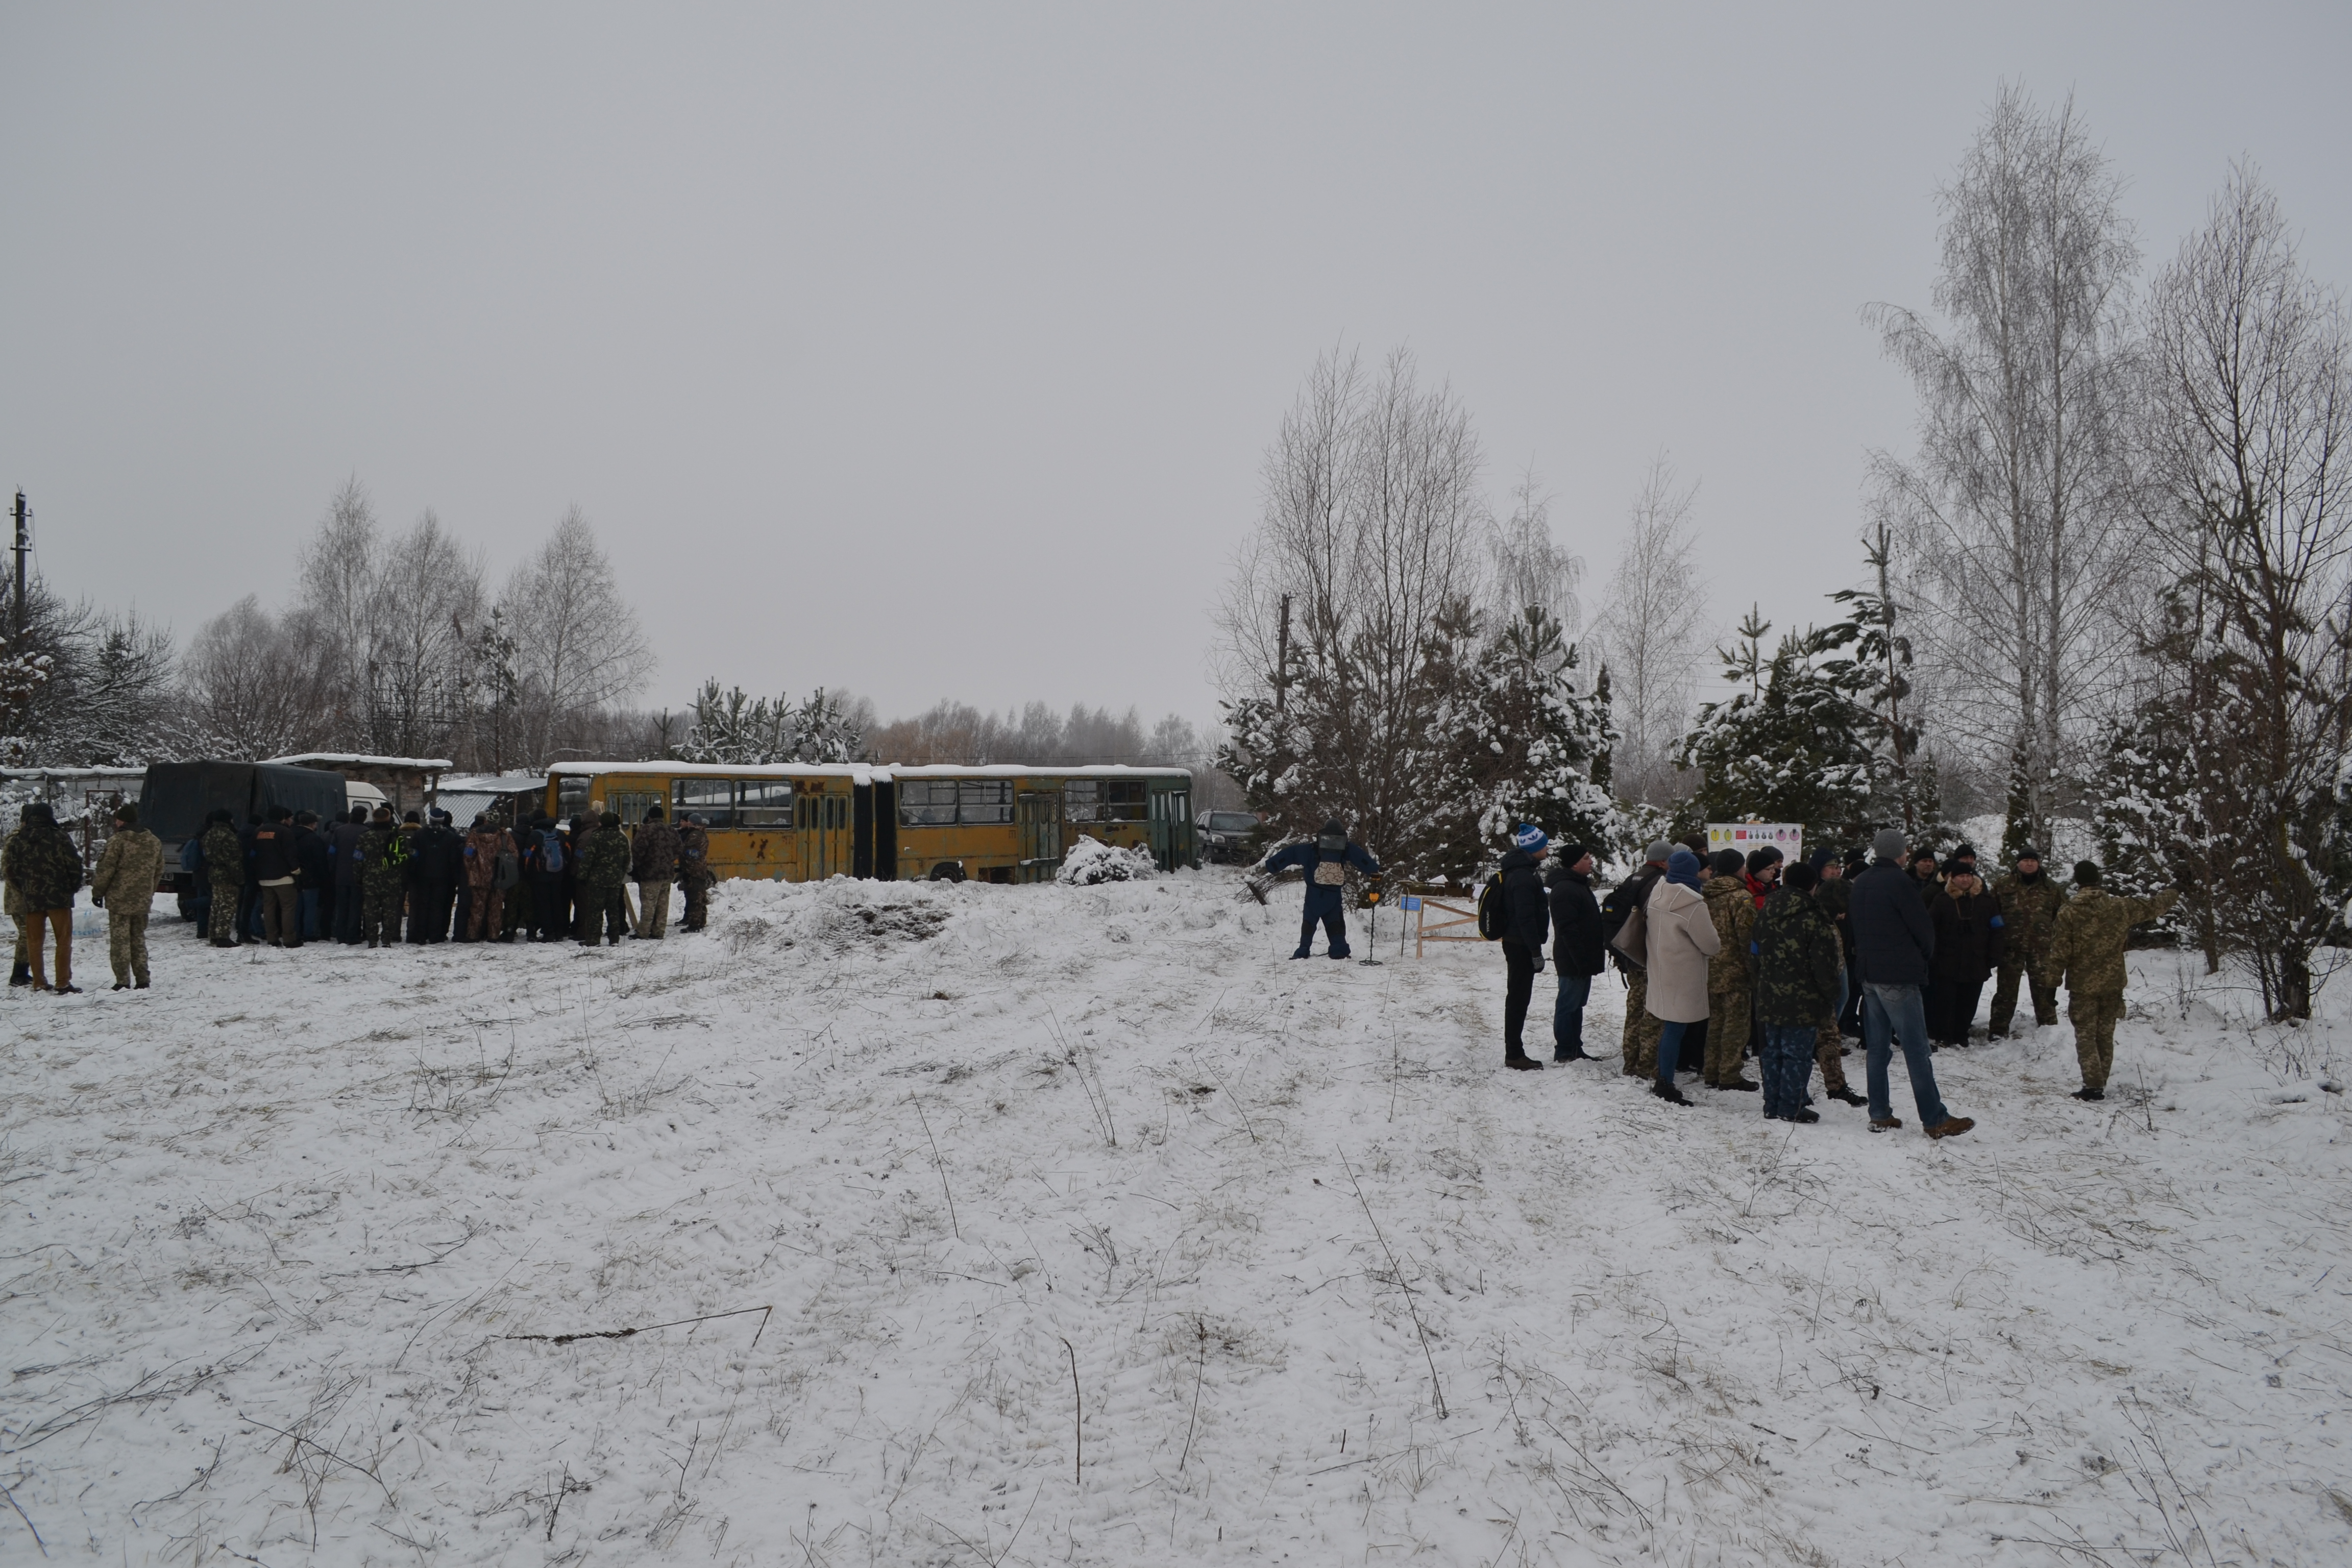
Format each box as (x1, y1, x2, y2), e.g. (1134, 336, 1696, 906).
(1216, 84, 2351, 1019)
(0, 479, 663, 774)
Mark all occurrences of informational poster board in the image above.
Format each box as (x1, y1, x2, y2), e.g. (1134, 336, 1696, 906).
(1707, 822, 1804, 865)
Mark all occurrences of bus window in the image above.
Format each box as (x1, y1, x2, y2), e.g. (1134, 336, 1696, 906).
(1102, 781, 1146, 821)
(739, 780, 792, 827)
(1064, 780, 1099, 822)
(610, 789, 662, 825)
(674, 778, 737, 828)
(898, 781, 956, 825)
(957, 781, 1013, 824)
(557, 776, 590, 820)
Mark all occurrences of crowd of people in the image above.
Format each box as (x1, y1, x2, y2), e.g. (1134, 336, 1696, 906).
(1274, 818, 2182, 1136)
(2, 797, 719, 994)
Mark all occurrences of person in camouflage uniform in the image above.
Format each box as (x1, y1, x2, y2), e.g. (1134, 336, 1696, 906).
(1754, 862, 1844, 1121)
(629, 804, 682, 939)
(1608, 845, 1672, 1076)
(3, 801, 86, 991)
(1988, 846, 2069, 1037)
(90, 802, 164, 989)
(3, 820, 26, 987)
(1806, 855, 1866, 1105)
(357, 807, 404, 947)
(676, 813, 714, 932)
(1700, 850, 1759, 1091)
(577, 812, 632, 946)
(2045, 861, 2179, 1100)
(201, 809, 246, 947)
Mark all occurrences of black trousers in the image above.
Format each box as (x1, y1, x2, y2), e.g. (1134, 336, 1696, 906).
(533, 873, 570, 941)
(1295, 907, 1348, 956)
(1503, 940, 1537, 1059)
(332, 883, 363, 943)
(1927, 977, 1983, 1044)
(411, 879, 456, 943)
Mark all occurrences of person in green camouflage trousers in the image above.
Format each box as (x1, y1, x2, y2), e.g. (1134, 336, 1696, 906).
(676, 814, 714, 932)
(1700, 850, 1758, 1091)
(357, 808, 404, 947)
(1988, 846, 2069, 1036)
(577, 812, 632, 946)
(90, 802, 164, 988)
(201, 810, 246, 946)
(2045, 861, 2179, 1101)
(3, 822, 24, 987)
(1754, 862, 1844, 1120)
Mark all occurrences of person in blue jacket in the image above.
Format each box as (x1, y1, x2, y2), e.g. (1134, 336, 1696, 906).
(1261, 818, 1381, 960)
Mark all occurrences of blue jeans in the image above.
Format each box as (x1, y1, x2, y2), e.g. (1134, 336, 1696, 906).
(1761, 1026, 1815, 1118)
(1863, 982, 1949, 1125)
(299, 888, 321, 942)
(1553, 971, 1592, 1056)
(1654, 1019, 1691, 1086)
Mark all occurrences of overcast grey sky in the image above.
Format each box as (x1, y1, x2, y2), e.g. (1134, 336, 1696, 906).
(5, 4, 2347, 734)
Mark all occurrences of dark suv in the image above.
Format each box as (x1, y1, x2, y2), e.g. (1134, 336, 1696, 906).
(1195, 810, 1266, 865)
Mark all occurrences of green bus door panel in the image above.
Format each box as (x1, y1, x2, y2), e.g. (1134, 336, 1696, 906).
(1147, 785, 1193, 870)
(1017, 791, 1062, 882)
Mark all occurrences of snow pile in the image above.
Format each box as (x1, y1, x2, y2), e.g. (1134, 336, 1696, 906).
(2, 873, 2347, 1565)
(1057, 834, 1157, 885)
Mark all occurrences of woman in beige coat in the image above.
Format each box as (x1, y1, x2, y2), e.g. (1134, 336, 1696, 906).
(1644, 849, 1722, 1105)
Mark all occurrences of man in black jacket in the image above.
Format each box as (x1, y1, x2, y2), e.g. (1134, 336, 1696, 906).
(1497, 824, 1552, 1071)
(328, 806, 368, 944)
(411, 808, 465, 943)
(291, 811, 330, 943)
(1546, 843, 1606, 1061)
(250, 807, 302, 948)
(1848, 828, 1974, 1139)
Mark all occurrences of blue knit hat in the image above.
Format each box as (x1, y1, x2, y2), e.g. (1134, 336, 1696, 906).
(1512, 823, 1549, 853)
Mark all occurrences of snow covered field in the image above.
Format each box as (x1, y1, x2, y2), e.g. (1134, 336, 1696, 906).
(5, 870, 2349, 1566)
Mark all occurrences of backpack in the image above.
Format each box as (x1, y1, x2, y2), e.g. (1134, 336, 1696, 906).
(1476, 873, 1506, 940)
(495, 842, 521, 890)
(538, 828, 565, 875)
(1601, 871, 1653, 971)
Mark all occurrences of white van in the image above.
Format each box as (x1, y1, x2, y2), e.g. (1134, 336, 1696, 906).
(346, 781, 390, 816)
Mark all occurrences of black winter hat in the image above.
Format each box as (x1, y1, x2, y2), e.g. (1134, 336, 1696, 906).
(645, 805, 664, 821)
(1710, 848, 1745, 878)
(1321, 818, 1346, 837)
(1784, 861, 1818, 892)
(1746, 845, 1782, 874)
(1806, 846, 1834, 875)
(2015, 844, 2042, 863)
(113, 802, 138, 826)
(2074, 860, 2102, 887)
(1557, 842, 1590, 867)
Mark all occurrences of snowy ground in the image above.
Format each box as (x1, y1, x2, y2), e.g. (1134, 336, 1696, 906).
(4, 872, 2349, 1567)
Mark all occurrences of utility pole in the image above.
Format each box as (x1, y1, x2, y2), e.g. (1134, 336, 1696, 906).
(11, 491, 27, 649)
(1275, 593, 1291, 712)
(1868, 522, 1916, 836)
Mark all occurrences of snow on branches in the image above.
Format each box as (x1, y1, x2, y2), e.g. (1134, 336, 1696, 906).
(679, 681, 864, 766)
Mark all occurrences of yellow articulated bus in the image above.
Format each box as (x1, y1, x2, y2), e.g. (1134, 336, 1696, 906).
(544, 763, 1195, 884)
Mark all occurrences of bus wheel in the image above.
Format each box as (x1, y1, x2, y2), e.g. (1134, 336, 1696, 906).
(927, 862, 966, 884)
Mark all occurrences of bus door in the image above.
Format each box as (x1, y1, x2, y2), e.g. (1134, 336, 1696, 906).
(1148, 784, 1192, 870)
(1017, 790, 1062, 883)
(798, 789, 851, 880)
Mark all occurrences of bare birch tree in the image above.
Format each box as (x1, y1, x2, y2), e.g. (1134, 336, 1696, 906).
(2134, 166, 2352, 1018)
(496, 506, 655, 766)
(1215, 345, 1491, 861)
(1866, 82, 2146, 850)
(1594, 454, 1707, 806)
(1488, 469, 1583, 637)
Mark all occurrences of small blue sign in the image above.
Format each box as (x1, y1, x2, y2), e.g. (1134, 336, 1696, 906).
(1402, 895, 1422, 911)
